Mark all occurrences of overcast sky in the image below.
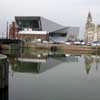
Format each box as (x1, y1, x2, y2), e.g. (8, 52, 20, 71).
(0, 0, 100, 39)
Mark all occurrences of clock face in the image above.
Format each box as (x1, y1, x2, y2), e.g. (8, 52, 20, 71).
(89, 18, 92, 22)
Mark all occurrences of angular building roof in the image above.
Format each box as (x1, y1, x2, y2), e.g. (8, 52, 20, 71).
(15, 16, 64, 33)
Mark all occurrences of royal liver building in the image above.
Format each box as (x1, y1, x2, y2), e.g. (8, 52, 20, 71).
(85, 12, 100, 43)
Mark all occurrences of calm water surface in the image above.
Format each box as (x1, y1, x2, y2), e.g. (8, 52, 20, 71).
(6, 48, 100, 100)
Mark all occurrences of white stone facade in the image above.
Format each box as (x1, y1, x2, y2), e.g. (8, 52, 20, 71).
(85, 12, 100, 43)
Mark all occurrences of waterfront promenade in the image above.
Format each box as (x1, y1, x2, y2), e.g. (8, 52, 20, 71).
(24, 43, 100, 54)
(0, 40, 100, 55)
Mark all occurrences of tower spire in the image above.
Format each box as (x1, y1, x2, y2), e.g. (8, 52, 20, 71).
(87, 11, 92, 23)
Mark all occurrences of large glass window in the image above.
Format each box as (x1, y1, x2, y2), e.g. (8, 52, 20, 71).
(18, 20, 40, 31)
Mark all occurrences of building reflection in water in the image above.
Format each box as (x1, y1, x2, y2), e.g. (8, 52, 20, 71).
(9, 50, 79, 74)
(10, 52, 100, 75)
(4, 45, 100, 75)
(0, 56, 9, 100)
(84, 55, 100, 74)
(2, 45, 80, 74)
